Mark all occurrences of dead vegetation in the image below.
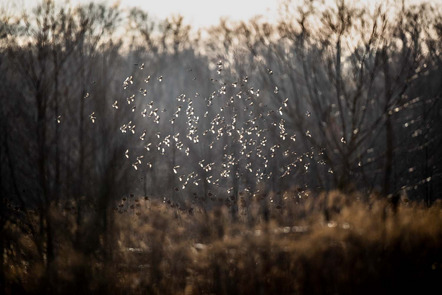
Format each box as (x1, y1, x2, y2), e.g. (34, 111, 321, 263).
(3, 190, 441, 294)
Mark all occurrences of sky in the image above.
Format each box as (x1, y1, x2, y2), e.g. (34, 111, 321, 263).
(10, 0, 441, 29)
(13, 0, 280, 29)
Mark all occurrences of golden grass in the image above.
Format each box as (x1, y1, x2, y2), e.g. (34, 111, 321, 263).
(3, 191, 442, 294)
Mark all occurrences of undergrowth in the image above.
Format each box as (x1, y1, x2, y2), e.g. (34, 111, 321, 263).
(3, 190, 442, 294)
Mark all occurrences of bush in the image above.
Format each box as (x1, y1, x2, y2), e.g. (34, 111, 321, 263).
(2, 191, 441, 294)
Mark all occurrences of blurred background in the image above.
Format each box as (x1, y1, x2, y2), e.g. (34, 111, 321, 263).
(0, 0, 441, 292)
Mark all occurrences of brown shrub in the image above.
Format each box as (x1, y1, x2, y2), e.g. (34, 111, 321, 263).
(2, 191, 442, 294)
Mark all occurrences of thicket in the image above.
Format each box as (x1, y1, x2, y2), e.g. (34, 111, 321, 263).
(3, 192, 442, 294)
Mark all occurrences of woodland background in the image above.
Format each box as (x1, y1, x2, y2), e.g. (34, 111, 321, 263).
(0, 0, 441, 293)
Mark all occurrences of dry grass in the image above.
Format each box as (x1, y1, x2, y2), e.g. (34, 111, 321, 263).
(3, 191, 442, 294)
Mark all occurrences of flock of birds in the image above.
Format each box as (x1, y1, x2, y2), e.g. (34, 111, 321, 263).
(79, 59, 429, 214)
(99, 61, 326, 205)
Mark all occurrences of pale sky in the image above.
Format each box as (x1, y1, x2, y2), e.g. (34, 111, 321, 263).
(9, 0, 441, 29)
(13, 0, 280, 28)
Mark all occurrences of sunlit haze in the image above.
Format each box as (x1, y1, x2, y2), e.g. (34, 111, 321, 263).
(14, 0, 280, 28)
(12, 0, 441, 29)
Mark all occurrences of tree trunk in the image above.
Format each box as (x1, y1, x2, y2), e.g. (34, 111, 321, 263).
(383, 114, 394, 196)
